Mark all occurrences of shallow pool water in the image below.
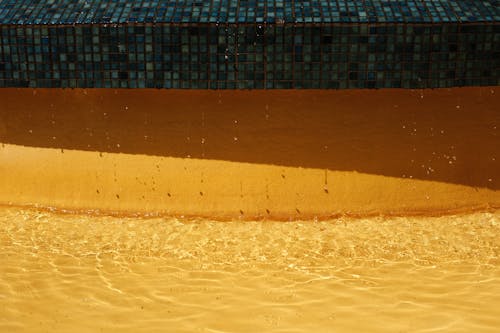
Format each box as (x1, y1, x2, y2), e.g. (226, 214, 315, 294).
(1, 207, 499, 332)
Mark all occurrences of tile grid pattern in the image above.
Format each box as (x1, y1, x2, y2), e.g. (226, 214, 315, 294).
(0, 1, 498, 89)
(1, 1, 499, 24)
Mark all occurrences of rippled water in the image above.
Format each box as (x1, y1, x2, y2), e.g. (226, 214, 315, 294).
(1, 207, 499, 332)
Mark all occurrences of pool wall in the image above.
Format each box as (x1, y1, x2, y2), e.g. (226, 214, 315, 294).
(1, 88, 499, 219)
(1, 2, 499, 218)
(0, 1, 498, 89)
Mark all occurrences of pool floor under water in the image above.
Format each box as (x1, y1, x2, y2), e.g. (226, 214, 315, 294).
(0, 207, 499, 333)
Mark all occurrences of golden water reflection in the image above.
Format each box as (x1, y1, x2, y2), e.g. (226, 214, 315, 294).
(1, 207, 499, 332)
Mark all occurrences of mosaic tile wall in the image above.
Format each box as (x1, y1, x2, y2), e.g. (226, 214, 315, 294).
(0, 1, 499, 89)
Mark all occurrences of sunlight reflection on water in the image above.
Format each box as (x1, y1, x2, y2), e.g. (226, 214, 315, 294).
(0, 207, 499, 332)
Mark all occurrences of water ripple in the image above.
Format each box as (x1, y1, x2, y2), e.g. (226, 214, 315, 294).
(0, 207, 499, 332)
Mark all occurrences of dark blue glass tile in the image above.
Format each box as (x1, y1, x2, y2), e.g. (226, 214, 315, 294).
(0, 1, 498, 89)
(0, 1, 499, 24)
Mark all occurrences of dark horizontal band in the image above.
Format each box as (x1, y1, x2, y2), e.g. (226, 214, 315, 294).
(0, 0, 498, 25)
(0, 1, 498, 89)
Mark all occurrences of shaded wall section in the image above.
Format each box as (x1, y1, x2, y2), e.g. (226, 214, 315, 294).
(0, 87, 498, 189)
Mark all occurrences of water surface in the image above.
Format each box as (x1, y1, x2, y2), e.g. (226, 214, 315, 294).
(1, 207, 499, 332)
